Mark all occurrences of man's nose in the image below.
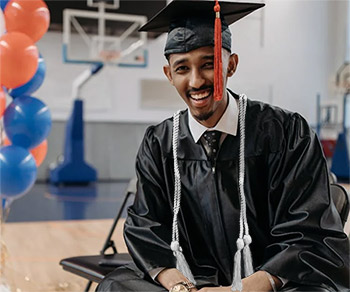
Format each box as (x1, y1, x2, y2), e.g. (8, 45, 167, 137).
(189, 69, 205, 89)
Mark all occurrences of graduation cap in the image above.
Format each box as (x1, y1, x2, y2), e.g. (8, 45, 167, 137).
(140, 0, 264, 101)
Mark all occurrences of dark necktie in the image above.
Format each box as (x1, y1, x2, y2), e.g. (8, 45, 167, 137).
(202, 131, 222, 160)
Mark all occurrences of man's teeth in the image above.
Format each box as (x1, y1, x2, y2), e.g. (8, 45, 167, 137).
(190, 91, 211, 100)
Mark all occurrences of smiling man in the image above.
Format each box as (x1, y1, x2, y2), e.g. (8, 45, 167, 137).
(163, 47, 236, 128)
(96, 1, 349, 292)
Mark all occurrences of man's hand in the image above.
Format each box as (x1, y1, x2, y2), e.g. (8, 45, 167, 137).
(198, 287, 231, 292)
(198, 271, 282, 292)
(157, 270, 280, 292)
(157, 268, 198, 291)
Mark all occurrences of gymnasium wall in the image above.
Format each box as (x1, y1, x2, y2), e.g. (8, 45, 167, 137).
(33, 0, 348, 180)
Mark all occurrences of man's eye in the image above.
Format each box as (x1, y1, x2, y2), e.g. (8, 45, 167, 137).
(175, 66, 188, 72)
(203, 62, 214, 68)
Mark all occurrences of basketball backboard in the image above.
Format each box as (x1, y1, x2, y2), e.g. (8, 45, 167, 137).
(62, 0, 148, 67)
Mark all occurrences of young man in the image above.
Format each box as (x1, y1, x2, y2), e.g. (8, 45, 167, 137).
(97, 1, 349, 291)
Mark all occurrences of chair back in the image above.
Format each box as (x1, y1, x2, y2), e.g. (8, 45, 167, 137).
(330, 183, 350, 227)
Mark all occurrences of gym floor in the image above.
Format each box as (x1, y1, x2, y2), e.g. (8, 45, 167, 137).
(1, 182, 350, 292)
(5, 181, 130, 222)
(1, 181, 131, 292)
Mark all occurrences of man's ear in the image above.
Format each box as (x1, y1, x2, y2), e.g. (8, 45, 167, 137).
(163, 65, 174, 85)
(227, 53, 239, 77)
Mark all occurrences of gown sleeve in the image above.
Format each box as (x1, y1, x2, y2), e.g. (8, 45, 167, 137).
(259, 113, 349, 290)
(123, 126, 177, 276)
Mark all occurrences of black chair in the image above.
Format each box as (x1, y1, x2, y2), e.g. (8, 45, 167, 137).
(59, 178, 136, 291)
(60, 180, 349, 291)
(329, 171, 338, 184)
(330, 183, 350, 227)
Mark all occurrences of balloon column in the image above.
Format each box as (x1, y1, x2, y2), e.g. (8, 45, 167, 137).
(0, 0, 51, 210)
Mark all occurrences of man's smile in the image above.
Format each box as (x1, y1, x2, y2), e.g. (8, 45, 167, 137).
(187, 87, 213, 107)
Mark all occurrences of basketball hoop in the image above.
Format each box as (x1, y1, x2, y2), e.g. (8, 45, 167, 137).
(99, 50, 121, 63)
(62, 3, 148, 67)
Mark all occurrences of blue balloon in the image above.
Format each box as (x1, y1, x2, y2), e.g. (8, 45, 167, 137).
(9, 54, 46, 98)
(4, 96, 52, 149)
(1, 196, 16, 211)
(0, 0, 9, 11)
(1, 197, 6, 209)
(0, 145, 37, 198)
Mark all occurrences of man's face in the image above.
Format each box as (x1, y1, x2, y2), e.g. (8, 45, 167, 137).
(163, 46, 238, 127)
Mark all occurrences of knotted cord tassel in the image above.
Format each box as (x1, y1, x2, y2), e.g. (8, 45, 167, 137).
(171, 112, 197, 285)
(231, 238, 244, 291)
(171, 241, 196, 284)
(243, 234, 254, 277)
(214, 0, 223, 101)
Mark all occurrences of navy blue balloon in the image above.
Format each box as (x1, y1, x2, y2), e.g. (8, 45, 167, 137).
(1, 197, 6, 209)
(9, 54, 46, 98)
(4, 96, 52, 149)
(0, 145, 37, 198)
(0, 0, 9, 11)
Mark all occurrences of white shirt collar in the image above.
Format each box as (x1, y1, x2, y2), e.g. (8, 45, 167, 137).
(188, 91, 239, 143)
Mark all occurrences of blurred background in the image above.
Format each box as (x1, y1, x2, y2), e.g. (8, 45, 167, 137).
(0, 0, 349, 291)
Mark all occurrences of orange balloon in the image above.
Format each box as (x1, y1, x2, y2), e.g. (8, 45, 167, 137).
(0, 32, 39, 89)
(3, 136, 10, 146)
(4, 0, 50, 43)
(0, 87, 6, 118)
(29, 139, 48, 167)
(3, 137, 47, 167)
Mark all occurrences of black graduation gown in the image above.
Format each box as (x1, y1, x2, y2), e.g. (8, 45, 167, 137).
(123, 97, 349, 291)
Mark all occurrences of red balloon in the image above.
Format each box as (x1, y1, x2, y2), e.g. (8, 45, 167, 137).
(0, 87, 5, 118)
(4, 0, 50, 43)
(0, 32, 39, 89)
(3, 136, 48, 167)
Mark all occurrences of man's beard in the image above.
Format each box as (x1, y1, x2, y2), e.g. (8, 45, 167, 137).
(194, 110, 214, 121)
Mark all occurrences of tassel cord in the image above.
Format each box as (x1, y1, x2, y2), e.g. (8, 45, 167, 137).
(214, 0, 223, 101)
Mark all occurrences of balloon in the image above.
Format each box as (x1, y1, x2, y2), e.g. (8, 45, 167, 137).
(9, 54, 46, 98)
(4, 0, 50, 43)
(0, 32, 39, 89)
(4, 95, 51, 149)
(1, 197, 7, 209)
(1, 195, 23, 212)
(30, 139, 47, 166)
(0, 8, 5, 36)
(2, 136, 9, 145)
(3, 136, 11, 146)
(0, 145, 37, 198)
(0, 0, 9, 11)
(3, 136, 47, 167)
(0, 86, 5, 117)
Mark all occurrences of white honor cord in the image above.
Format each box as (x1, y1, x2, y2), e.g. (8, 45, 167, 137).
(172, 110, 181, 245)
(239, 95, 254, 280)
(171, 110, 196, 284)
(171, 95, 252, 288)
(232, 94, 253, 291)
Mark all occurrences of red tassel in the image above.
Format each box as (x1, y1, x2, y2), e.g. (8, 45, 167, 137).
(214, 0, 223, 101)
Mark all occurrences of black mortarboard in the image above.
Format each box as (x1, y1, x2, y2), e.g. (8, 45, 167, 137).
(140, 0, 264, 55)
(140, 0, 264, 101)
